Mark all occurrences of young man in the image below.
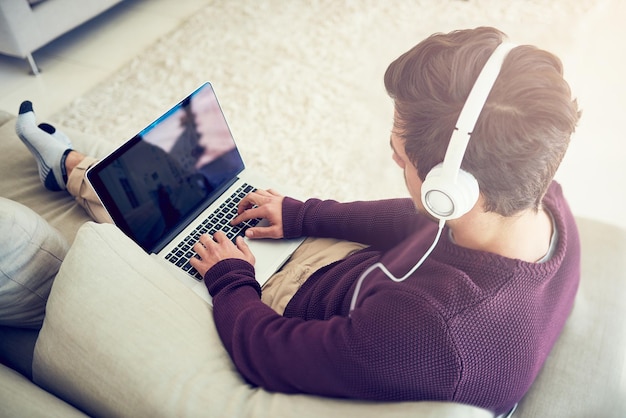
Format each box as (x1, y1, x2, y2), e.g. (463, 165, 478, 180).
(188, 27, 581, 415)
(15, 27, 580, 415)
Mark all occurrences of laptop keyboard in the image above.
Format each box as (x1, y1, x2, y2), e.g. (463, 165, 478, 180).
(164, 183, 261, 281)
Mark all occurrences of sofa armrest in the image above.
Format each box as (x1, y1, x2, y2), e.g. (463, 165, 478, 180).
(33, 222, 492, 418)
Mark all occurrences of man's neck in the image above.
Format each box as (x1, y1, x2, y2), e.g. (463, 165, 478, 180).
(448, 206, 553, 263)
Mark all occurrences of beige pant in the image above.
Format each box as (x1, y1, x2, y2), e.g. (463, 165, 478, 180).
(66, 156, 113, 224)
(260, 238, 367, 314)
(67, 159, 366, 314)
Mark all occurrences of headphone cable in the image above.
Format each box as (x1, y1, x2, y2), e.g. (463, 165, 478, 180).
(348, 219, 446, 315)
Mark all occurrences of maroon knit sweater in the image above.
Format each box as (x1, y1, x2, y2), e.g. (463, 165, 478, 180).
(204, 181, 580, 415)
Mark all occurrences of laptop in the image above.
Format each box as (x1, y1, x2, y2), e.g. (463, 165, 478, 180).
(86, 82, 305, 304)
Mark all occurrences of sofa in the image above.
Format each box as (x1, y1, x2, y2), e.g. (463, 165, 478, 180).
(0, 108, 624, 417)
(0, 0, 125, 74)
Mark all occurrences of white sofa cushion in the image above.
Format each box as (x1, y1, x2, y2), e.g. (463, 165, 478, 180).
(32, 222, 491, 418)
(0, 197, 68, 328)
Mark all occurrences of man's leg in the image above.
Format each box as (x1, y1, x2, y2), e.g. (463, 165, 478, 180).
(65, 153, 112, 223)
(16, 101, 111, 223)
(261, 238, 367, 314)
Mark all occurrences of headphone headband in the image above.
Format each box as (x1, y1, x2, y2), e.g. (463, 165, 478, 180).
(421, 42, 517, 220)
(441, 42, 517, 179)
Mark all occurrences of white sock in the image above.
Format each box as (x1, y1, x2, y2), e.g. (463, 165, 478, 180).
(15, 101, 72, 191)
(38, 122, 72, 148)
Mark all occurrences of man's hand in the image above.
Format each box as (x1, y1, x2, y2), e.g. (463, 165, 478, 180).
(231, 189, 285, 239)
(189, 232, 255, 278)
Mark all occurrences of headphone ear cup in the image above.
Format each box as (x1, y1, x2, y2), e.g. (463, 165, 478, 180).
(421, 164, 480, 220)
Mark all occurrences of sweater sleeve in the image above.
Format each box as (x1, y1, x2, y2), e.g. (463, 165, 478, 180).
(205, 264, 460, 401)
(282, 197, 431, 248)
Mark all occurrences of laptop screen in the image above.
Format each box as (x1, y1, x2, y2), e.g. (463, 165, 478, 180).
(87, 82, 245, 252)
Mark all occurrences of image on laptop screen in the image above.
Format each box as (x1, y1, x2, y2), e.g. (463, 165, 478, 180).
(91, 83, 245, 251)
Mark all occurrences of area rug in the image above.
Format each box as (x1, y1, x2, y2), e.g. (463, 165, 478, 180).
(50, 0, 602, 202)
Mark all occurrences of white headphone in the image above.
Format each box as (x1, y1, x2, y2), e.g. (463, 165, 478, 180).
(349, 41, 517, 314)
(421, 42, 517, 221)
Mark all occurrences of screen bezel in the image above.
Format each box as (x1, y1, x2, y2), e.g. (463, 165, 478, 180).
(86, 82, 245, 253)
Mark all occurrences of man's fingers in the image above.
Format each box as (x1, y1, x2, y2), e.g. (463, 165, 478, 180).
(198, 233, 214, 248)
(212, 231, 229, 243)
(245, 224, 281, 239)
(236, 189, 278, 214)
(231, 205, 266, 225)
(267, 189, 283, 197)
(189, 255, 203, 272)
(237, 191, 265, 214)
(235, 236, 255, 263)
(236, 195, 256, 215)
